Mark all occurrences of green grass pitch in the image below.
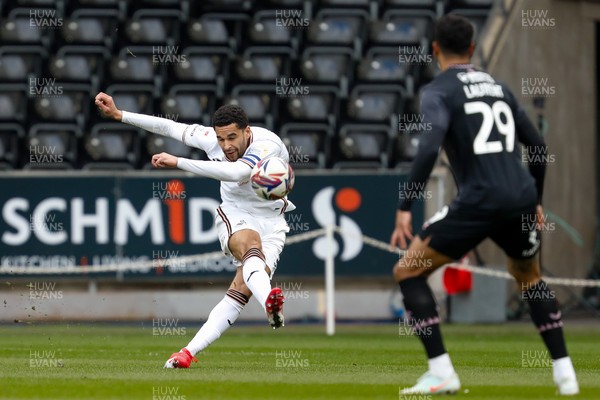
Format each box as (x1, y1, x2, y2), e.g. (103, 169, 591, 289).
(0, 322, 598, 399)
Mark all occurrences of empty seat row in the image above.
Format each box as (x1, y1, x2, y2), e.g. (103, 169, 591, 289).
(0, 121, 420, 170)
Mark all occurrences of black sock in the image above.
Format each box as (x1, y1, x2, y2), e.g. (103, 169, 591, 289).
(399, 276, 446, 359)
(524, 280, 568, 360)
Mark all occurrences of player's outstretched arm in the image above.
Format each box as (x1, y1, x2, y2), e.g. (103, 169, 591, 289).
(94, 92, 215, 151)
(152, 152, 252, 182)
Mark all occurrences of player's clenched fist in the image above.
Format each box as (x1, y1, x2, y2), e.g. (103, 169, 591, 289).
(95, 92, 122, 121)
(152, 152, 178, 168)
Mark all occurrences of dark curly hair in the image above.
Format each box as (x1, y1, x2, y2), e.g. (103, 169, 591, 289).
(434, 14, 474, 56)
(212, 104, 249, 129)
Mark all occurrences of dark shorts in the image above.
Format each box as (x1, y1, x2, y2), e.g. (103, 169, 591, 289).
(418, 203, 541, 260)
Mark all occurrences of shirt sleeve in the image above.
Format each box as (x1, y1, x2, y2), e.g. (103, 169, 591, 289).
(176, 158, 252, 182)
(398, 86, 450, 211)
(121, 110, 217, 152)
(512, 101, 546, 204)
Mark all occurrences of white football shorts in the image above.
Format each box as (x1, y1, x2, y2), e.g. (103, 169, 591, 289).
(215, 205, 289, 278)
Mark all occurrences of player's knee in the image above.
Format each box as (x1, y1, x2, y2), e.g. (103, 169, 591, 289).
(508, 258, 541, 285)
(229, 229, 263, 259)
(393, 260, 422, 282)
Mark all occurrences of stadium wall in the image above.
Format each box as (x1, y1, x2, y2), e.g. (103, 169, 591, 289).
(473, 0, 597, 291)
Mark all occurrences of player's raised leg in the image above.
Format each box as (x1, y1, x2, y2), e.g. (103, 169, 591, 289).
(228, 229, 285, 329)
(164, 269, 250, 368)
(508, 257, 579, 396)
(393, 236, 461, 395)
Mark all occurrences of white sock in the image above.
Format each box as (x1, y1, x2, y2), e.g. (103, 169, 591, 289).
(553, 356, 577, 383)
(242, 249, 271, 311)
(185, 289, 247, 356)
(428, 353, 456, 380)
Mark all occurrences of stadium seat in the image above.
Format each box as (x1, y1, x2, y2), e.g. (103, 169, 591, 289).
(236, 46, 295, 81)
(83, 123, 141, 168)
(357, 46, 410, 83)
(319, 0, 370, 5)
(31, 83, 91, 127)
(280, 122, 332, 169)
(24, 123, 81, 169)
(124, 9, 183, 44)
(109, 47, 159, 83)
(249, 10, 295, 45)
(385, 0, 436, 9)
(160, 84, 216, 124)
(0, 8, 53, 46)
(333, 124, 392, 169)
(307, 9, 369, 45)
(73, 0, 119, 6)
(448, 0, 494, 8)
(0, 123, 24, 167)
(0, 46, 47, 81)
(285, 85, 339, 124)
(188, 18, 229, 45)
(171, 46, 232, 84)
(395, 130, 421, 164)
(347, 84, 408, 123)
(266, 0, 304, 6)
(188, 13, 249, 49)
(61, 8, 120, 47)
(370, 10, 436, 46)
(0, 84, 28, 122)
(146, 134, 192, 161)
(51, 45, 110, 83)
(106, 84, 155, 115)
(300, 46, 354, 83)
(226, 84, 277, 130)
(202, 0, 251, 10)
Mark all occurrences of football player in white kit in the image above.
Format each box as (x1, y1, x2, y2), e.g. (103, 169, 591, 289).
(95, 92, 294, 368)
